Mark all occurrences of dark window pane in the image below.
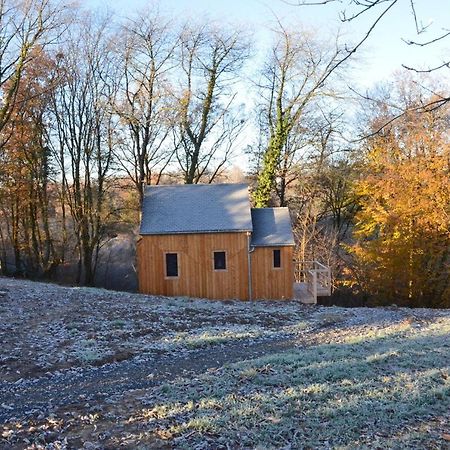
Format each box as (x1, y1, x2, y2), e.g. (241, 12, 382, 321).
(214, 251, 226, 270)
(273, 249, 281, 268)
(166, 253, 178, 277)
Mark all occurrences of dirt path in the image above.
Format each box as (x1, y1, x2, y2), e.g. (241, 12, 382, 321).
(0, 334, 299, 424)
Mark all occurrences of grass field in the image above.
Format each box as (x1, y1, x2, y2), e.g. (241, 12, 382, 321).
(141, 319, 450, 449)
(0, 277, 449, 449)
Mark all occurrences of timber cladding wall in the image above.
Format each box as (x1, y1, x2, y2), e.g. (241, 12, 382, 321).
(137, 232, 250, 300)
(251, 246, 294, 300)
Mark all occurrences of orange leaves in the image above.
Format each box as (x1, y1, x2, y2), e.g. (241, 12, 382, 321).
(349, 98, 450, 307)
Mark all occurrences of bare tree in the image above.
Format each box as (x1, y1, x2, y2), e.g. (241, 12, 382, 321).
(273, 108, 345, 206)
(253, 24, 348, 207)
(112, 11, 178, 205)
(174, 23, 249, 184)
(287, 0, 450, 110)
(50, 13, 118, 285)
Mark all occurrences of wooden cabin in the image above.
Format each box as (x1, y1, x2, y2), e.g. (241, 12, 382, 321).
(137, 183, 295, 300)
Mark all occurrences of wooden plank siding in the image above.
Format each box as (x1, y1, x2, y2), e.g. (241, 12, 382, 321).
(251, 246, 294, 300)
(137, 232, 250, 300)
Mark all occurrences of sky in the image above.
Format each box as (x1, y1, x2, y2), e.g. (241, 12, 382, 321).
(80, 0, 449, 169)
(81, 0, 449, 88)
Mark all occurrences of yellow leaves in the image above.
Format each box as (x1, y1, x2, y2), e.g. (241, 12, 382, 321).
(392, 229, 401, 240)
(349, 105, 450, 307)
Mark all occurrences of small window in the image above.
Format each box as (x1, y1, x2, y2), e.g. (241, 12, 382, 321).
(165, 253, 178, 277)
(213, 251, 227, 271)
(273, 249, 281, 268)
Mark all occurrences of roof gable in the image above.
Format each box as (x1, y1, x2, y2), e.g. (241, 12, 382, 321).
(140, 183, 253, 235)
(250, 208, 295, 247)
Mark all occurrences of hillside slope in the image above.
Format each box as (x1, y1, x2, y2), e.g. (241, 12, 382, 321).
(0, 277, 449, 449)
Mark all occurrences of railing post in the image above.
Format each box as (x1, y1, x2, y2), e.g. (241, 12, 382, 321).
(312, 270, 317, 303)
(327, 267, 331, 295)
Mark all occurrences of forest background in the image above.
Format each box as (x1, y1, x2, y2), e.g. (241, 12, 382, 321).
(0, 0, 448, 307)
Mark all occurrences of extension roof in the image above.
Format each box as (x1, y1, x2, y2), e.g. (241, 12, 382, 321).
(250, 208, 295, 247)
(140, 183, 253, 235)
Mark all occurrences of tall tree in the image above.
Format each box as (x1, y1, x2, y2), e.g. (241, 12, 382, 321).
(0, 0, 67, 255)
(0, 0, 65, 142)
(253, 24, 348, 207)
(50, 13, 119, 285)
(350, 81, 450, 307)
(0, 48, 59, 276)
(174, 23, 249, 184)
(113, 11, 178, 206)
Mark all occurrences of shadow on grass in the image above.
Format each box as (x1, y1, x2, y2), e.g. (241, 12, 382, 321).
(120, 321, 450, 448)
(2, 320, 449, 449)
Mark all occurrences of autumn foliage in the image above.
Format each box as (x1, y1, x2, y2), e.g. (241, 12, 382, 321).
(350, 95, 450, 307)
(0, 48, 60, 276)
(0, 3, 448, 307)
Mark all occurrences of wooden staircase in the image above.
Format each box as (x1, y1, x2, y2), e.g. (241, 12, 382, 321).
(294, 261, 332, 304)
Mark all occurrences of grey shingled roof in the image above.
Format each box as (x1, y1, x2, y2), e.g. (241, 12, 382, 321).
(250, 208, 295, 247)
(140, 183, 253, 235)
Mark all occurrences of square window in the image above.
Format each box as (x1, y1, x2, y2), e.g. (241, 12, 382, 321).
(213, 251, 227, 270)
(165, 253, 178, 277)
(273, 249, 281, 268)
